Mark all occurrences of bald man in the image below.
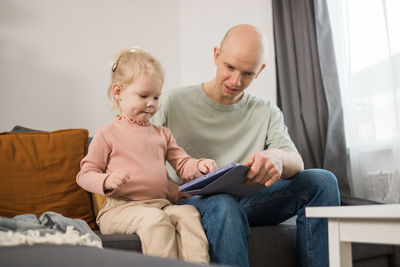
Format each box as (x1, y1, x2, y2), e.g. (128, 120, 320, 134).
(152, 24, 339, 267)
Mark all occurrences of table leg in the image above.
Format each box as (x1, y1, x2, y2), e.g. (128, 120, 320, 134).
(328, 218, 352, 267)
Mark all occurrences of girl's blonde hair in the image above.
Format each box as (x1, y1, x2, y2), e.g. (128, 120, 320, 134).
(107, 48, 165, 109)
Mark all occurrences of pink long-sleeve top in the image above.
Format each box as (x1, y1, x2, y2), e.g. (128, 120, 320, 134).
(76, 118, 205, 201)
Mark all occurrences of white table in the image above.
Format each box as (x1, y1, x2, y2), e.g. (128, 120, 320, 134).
(305, 204, 400, 267)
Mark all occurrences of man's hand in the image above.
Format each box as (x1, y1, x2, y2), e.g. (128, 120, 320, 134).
(104, 169, 130, 191)
(244, 149, 283, 187)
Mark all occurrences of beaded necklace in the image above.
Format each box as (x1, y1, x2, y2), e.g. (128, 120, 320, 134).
(116, 114, 149, 126)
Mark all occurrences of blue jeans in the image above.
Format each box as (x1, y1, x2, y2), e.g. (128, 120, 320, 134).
(178, 169, 340, 267)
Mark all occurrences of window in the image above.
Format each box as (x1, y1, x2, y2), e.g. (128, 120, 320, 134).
(328, 0, 400, 203)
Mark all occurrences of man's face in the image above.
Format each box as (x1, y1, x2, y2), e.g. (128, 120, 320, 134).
(214, 44, 264, 104)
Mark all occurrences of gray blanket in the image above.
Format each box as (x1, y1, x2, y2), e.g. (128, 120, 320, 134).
(0, 211, 102, 248)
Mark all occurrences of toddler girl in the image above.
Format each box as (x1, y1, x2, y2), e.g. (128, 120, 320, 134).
(76, 48, 216, 264)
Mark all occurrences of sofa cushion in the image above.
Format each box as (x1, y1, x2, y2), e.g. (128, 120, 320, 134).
(0, 129, 96, 229)
(10, 125, 43, 133)
(95, 230, 142, 252)
(0, 244, 210, 267)
(248, 224, 298, 267)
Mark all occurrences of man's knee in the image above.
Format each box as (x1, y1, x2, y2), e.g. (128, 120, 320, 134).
(207, 195, 249, 228)
(208, 195, 245, 215)
(296, 169, 340, 205)
(183, 194, 249, 230)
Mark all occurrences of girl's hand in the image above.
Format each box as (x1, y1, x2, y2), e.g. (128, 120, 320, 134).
(198, 159, 218, 175)
(104, 169, 130, 191)
(167, 180, 191, 203)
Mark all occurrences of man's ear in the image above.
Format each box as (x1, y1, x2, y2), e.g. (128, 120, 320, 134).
(213, 46, 220, 66)
(255, 64, 266, 79)
(112, 83, 122, 101)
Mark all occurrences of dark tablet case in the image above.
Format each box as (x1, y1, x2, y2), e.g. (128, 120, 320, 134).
(179, 163, 264, 198)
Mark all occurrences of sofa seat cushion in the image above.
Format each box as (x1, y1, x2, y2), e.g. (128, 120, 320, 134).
(95, 230, 142, 252)
(248, 224, 298, 267)
(0, 129, 96, 229)
(0, 244, 211, 267)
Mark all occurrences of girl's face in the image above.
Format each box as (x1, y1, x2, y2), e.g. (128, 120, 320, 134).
(114, 76, 162, 122)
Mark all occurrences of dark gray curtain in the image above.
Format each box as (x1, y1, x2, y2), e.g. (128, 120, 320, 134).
(272, 0, 350, 195)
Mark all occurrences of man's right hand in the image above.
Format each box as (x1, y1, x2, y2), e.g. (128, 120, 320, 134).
(167, 179, 191, 203)
(244, 149, 283, 187)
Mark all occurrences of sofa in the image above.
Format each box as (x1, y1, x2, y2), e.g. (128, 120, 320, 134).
(1, 126, 399, 267)
(98, 196, 400, 267)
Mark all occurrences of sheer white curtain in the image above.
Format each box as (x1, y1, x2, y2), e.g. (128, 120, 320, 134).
(327, 0, 400, 203)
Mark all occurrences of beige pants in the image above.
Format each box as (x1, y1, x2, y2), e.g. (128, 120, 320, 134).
(97, 197, 209, 264)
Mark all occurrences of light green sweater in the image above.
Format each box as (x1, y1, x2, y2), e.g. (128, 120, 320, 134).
(151, 84, 297, 183)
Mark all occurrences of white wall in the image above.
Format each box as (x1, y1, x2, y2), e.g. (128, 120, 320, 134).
(179, 0, 276, 101)
(0, 0, 275, 136)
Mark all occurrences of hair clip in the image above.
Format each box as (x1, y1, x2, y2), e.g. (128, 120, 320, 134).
(111, 47, 143, 72)
(112, 62, 118, 72)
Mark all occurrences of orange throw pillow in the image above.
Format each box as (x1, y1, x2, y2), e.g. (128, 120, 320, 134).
(0, 129, 96, 229)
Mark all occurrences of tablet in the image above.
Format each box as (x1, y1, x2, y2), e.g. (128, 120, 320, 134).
(179, 163, 240, 191)
(179, 163, 264, 198)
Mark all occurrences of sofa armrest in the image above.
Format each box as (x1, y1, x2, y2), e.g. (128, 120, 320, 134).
(340, 194, 383, 206)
